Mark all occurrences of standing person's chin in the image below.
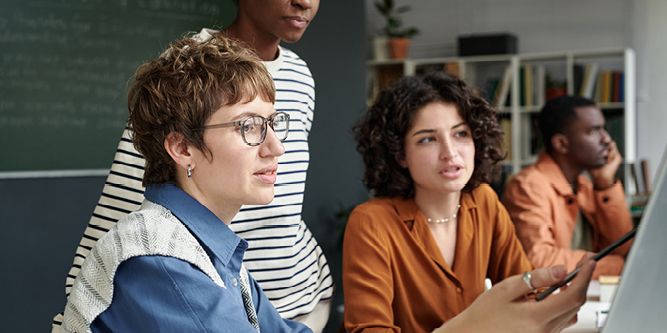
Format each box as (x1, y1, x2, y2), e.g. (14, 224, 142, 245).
(280, 32, 305, 44)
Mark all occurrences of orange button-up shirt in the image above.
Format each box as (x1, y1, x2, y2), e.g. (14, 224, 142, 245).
(503, 153, 633, 278)
(342, 184, 532, 333)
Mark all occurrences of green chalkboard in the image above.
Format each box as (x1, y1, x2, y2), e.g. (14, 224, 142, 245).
(0, 0, 235, 173)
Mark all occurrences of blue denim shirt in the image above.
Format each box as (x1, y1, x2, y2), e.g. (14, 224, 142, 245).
(91, 183, 312, 333)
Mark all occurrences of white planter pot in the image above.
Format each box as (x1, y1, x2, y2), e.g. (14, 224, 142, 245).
(372, 36, 389, 61)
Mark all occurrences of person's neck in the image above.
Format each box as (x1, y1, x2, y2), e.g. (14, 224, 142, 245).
(414, 189, 462, 221)
(224, 20, 281, 61)
(551, 153, 584, 191)
(177, 177, 240, 225)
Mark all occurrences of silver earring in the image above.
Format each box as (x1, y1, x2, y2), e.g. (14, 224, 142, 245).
(187, 164, 193, 178)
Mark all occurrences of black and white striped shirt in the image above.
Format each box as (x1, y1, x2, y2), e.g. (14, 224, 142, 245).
(61, 44, 333, 322)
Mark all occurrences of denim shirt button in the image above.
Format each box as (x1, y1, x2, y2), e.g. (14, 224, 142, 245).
(231, 277, 238, 287)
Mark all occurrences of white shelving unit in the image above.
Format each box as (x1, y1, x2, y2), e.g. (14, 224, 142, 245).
(367, 48, 636, 191)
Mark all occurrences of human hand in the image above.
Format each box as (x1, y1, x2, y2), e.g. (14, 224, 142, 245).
(436, 261, 596, 333)
(589, 141, 622, 190)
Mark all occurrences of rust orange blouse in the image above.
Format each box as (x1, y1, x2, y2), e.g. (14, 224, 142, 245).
(342, 184, 532, 333)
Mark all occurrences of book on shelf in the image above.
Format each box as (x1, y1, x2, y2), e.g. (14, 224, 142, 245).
(600, 71, 612, 103)
(484, 77, 500, 105)
(368, 65, 404, 104)
(619, 72, 624, 102)
(444, 62, 461, 77)
(518, 65, 524, 106)
(493, 66, 513, 108)
(594, 72, 603, 102)
(630, 162, 643, 195)
(580, 63, 599, 98)
(545, 74, 566, 102)
(535, 65, 546, 107)
(523, 63, 534, 107)
(521, 113, 532, 159)
(377, 65, 404, 90)
(573, 63, 602, 98)
(594, 70, 624, 104)
(604, 71, 612, 102)
(612, 71, 623, 103)
(574, 64, 584, 98)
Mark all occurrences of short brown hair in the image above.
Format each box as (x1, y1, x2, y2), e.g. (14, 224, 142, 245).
(354, 72, 504, 198)
(128, 33, 275, 185)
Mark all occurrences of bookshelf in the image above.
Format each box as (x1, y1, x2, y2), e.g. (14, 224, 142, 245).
(367, 48, 636, 192)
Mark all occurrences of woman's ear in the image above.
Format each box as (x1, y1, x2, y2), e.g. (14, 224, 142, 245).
(398, 159, 407, 168)
(396, 153, 408, 168)
(551, 133, 569, 155)
(164, 132, 194, 171)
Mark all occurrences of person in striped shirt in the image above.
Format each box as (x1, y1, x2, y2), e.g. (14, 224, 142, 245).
(54, 0, 332, 331)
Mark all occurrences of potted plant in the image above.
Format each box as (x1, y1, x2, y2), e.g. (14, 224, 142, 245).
(374, 0, 419, 59)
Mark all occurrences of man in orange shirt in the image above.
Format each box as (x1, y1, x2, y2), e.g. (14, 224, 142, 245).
(504, 96, 633, 278)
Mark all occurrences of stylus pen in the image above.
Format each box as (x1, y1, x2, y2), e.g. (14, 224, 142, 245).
(535, 228, 637, 301)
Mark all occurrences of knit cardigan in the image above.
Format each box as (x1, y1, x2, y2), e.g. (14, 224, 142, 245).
(59, 201, 252, 333)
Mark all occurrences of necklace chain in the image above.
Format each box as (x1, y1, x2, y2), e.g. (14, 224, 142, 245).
(426, 204, 461, 224)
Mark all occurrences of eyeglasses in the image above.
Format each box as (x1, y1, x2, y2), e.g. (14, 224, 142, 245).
(198, 112, 290, 146)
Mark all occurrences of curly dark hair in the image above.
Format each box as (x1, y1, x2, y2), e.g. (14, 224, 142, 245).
(354, 72, 504, 198)
(128, 33, 275, 186)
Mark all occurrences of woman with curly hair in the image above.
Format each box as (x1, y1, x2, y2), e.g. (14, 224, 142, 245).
(342, 72, 595, 332)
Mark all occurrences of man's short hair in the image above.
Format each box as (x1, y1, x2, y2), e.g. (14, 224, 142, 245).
(539, 95, 597, 153)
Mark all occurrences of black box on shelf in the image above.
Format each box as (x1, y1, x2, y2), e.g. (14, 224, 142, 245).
(457, 33, 518, 56)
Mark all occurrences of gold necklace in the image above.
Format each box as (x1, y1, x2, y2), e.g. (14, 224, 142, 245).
(426, 204, 461, 224)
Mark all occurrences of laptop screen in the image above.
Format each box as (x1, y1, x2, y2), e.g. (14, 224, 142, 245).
(603, 147, 667, 332)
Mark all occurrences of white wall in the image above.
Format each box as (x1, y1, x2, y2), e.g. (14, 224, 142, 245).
(366, 0, 666, 181)
(633, 0, 667, 181)
(366, 0, 632, 57)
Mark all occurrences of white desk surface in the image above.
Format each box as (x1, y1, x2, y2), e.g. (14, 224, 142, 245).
(563, 281, 609, 333)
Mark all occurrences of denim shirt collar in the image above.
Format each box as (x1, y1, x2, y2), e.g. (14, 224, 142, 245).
(144, 183, 247, 267)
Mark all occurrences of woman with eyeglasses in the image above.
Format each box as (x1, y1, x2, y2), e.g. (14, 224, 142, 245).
(60, 35, 311, 332)
(342, 72, 595, 333)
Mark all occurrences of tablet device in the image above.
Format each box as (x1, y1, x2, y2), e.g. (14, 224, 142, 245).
(603, 147, 667, 332)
